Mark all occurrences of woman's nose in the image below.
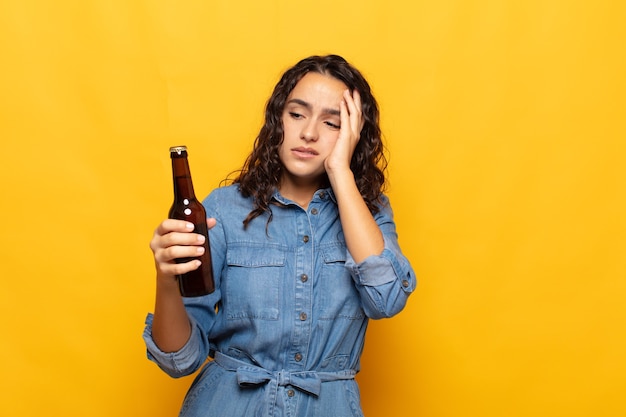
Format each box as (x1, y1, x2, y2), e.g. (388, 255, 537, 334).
(300, 121, 318, 142)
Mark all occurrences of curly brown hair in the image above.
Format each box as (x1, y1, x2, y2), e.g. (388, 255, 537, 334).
(231, 54, 388, 228)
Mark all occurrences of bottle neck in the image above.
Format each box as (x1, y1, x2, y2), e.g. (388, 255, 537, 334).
(171, 155, 197, 200)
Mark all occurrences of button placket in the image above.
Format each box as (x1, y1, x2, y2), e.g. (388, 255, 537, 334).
(291, 208, 313, 369)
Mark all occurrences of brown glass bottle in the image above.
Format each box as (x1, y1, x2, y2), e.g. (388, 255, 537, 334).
(168, 146, 215, 297)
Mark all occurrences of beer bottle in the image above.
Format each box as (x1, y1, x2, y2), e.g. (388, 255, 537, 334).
(168, 146, 215, 297)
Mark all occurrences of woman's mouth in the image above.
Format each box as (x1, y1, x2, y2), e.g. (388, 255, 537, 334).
(292, 147, 318, 158)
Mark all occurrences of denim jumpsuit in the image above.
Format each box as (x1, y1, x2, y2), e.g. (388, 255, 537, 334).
(143, 185, 416, 417)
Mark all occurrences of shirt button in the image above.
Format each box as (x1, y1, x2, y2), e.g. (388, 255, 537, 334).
(300, 312, 307, 321)
(402, 279, 410, 288)
(303, 235, 309, 243)
(310, 208, 318, 215)
(287, 389, 295, 397)
(319, 191, 326, 199)
(300, 274, 308, 283)
(294, 353, 303, 362)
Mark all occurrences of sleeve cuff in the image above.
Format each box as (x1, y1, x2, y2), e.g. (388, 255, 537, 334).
(142, 313, 202, 377)
(346, 245, 415, 292)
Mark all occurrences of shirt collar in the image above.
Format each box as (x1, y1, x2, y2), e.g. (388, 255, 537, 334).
(271, 187, 337, 206)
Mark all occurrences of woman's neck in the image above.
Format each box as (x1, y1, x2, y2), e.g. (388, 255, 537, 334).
(279, 175, 324, 209)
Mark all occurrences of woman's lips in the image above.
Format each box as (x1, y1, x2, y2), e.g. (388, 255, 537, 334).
(292, 147, 318, 158)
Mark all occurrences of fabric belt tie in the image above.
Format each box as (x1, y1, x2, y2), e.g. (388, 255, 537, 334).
(213, 351, 356, 397)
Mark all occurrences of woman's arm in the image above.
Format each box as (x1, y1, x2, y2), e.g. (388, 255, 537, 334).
(149, 218, 216, 352)
(347, 198, 416, 318)
(325, 89, 384, 263)
(327, 90, 415, 318)
(328, 169, 384, 263)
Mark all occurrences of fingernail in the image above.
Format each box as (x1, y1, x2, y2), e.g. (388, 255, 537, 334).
(186, 223, 194, 229)
(197, 235, 205, 243)
(197, 246, 205, 254)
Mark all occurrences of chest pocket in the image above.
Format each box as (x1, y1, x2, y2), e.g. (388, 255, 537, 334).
(318, 244, 365, 320)
(223, 244, 285, 321)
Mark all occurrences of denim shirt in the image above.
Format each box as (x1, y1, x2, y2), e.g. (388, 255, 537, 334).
(143, 185, 416, 417)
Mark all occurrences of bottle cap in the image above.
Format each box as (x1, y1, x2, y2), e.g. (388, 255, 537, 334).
(170, 146, 188, 156)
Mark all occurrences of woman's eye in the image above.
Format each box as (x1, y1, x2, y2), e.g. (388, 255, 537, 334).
(325, 121, 340, 129)
(289, 112, 303, 119)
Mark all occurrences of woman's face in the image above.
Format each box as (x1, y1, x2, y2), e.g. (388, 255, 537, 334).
(279, 72, 348, 190)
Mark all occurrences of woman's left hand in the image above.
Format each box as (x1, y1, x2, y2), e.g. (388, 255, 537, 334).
(325, 89, 364, 174)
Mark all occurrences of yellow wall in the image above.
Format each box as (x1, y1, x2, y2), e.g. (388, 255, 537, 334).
(1, 1, 624, 416)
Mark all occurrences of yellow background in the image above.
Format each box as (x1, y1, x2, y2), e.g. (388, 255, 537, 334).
(1, 1, 624, 416)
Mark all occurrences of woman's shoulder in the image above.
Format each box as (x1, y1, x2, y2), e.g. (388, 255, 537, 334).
(203, 183, 252, 210)
(206, 183, 241, 199)
(375, 193, 391, 210)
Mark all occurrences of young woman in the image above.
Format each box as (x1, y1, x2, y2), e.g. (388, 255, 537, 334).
(144, 54, 416, 417)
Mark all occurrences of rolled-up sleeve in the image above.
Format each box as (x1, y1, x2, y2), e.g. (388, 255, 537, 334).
(346, 197, 416, 319)
(142, 313, 210, 378)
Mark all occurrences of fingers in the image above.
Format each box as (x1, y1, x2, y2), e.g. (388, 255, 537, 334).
(160, 256, 202, 278)
(341, 89, 364, 137)
(150, 218, 215, 277)
(327, 90, 364, 174)
(151, 219, 203, 252)
(339, 99, 350, 137)
(153, 218, 215, 240)
(154, 218, 194, 236)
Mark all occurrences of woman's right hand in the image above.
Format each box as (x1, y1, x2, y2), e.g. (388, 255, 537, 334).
(149, 218, 216, 288)
(149, 217, 216, 352)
